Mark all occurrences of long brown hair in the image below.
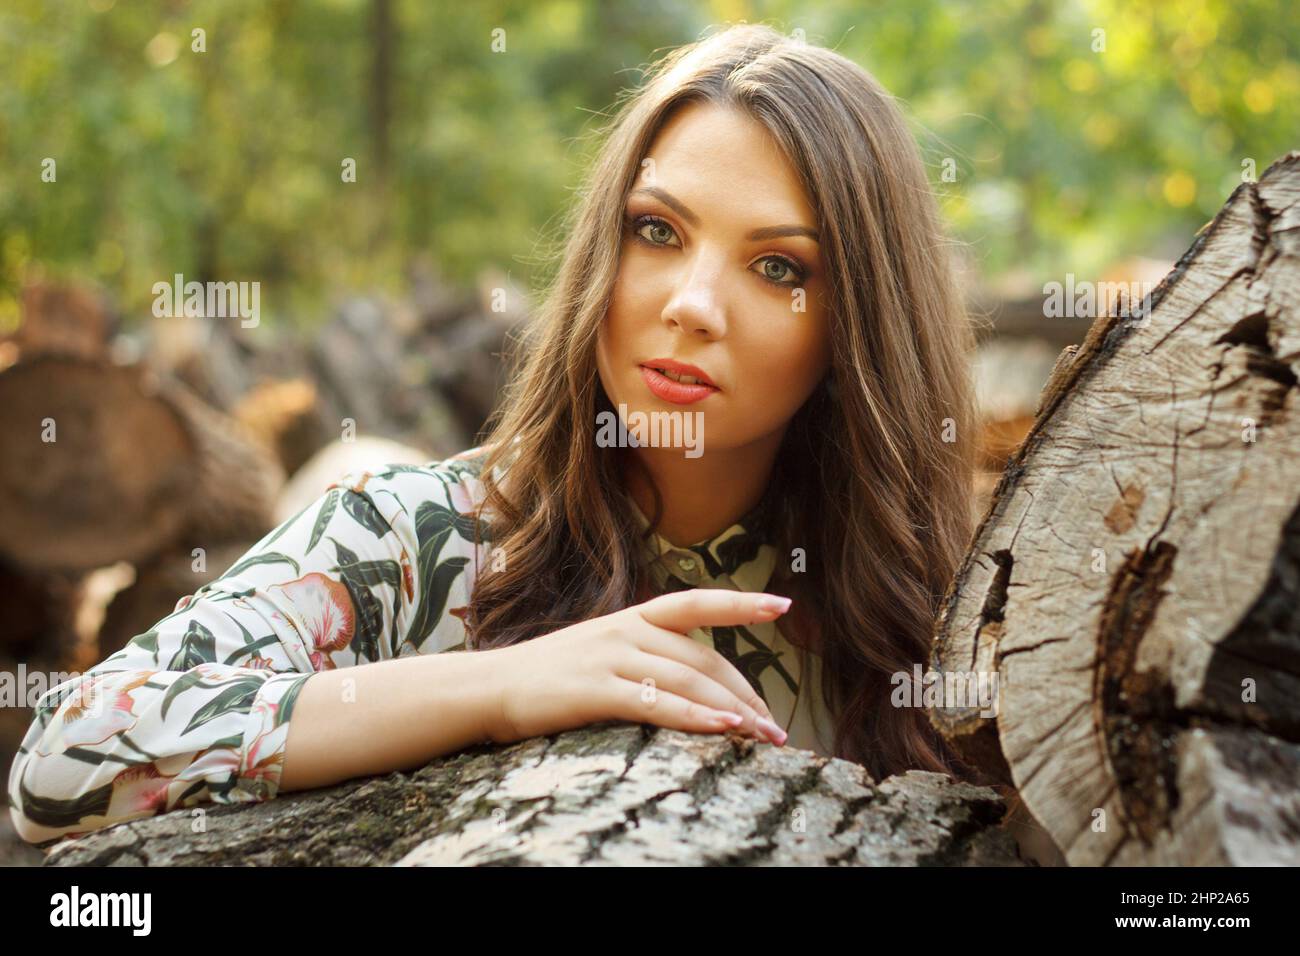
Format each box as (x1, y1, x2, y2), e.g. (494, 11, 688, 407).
(464, 24, 978, 783)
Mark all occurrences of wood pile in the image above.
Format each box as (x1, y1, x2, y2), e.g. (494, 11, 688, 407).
(0, 267, 525, 675)
(969, 255, 1176, 514)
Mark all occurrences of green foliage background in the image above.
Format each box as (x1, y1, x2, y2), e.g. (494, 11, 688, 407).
(0, 0, 1295, 330)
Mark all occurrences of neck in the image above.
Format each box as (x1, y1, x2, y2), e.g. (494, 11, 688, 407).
(620, 430, 785, 547)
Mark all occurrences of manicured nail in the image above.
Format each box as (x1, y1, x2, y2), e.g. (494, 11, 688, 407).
(757, 595, 792, 615)
(757, 717, 787, 745)
(717, 712, 743, 726)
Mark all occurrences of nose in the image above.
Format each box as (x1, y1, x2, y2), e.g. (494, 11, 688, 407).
(661, 254, 728, 340)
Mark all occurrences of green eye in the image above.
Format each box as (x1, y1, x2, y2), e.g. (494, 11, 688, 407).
(764, 259, 790, 281)
(756, 255, 803, 286)
(633, 216, 679, 246)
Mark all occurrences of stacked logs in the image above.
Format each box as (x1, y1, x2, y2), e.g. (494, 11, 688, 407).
(0, 349, 285, 669)
(0, 266, 526, 672)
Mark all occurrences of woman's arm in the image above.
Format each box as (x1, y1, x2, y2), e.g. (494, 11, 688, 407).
(278, 585, 794, 798)
(278, 649, 502, 792)
(6, 459, 479, 845)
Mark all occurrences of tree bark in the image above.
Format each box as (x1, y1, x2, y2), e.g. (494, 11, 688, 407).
(41, 724, 1022, 867)
(931, 152, 1300, 865)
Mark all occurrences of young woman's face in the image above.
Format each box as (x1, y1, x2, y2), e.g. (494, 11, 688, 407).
(596, 100, 832, 456)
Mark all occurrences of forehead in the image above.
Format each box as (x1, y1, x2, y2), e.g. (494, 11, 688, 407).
(640, 100, 815, 222)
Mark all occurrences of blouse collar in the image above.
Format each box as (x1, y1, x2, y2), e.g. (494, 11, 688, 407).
(627, 492, 778, 595)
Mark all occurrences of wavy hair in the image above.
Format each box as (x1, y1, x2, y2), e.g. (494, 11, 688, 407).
(464, 23, 978, 783)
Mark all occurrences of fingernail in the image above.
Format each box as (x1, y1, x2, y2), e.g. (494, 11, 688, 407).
(757, 595, 792, 615)
(757, 717, 788, 745)
(717, 712, 743, 726)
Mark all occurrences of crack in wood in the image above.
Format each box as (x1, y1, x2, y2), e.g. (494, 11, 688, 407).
(1095, 540, 1181, 845)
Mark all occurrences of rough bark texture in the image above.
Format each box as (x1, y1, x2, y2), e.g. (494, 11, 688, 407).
(931, 152, 1300, 865)
(41, 724, 1023, 867)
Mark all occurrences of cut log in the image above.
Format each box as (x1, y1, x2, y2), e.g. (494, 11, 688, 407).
(161, 371, 286, 545)
(0, 355, 283, 574)
(308, 297, 471, 455)
(232, 378, 332, 477)
(0, 356, 196, 572)
(40, 723, 1023, 866)
(931, 152, 1300, 865)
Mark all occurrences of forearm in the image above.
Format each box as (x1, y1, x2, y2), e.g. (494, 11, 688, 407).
(279, 649, 506, 793)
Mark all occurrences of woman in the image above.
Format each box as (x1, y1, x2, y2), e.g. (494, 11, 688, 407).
(8, 23, 977, 845)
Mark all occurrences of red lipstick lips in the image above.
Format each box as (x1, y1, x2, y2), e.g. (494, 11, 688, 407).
(639, 358, 719, 405)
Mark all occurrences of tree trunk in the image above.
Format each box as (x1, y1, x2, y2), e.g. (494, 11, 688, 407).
(0, 355, 283, 575)
(41, 724, 1022, 867)
(931, 152, 1300, 865)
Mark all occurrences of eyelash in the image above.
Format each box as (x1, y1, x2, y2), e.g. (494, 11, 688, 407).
(624, 213, 808, 288)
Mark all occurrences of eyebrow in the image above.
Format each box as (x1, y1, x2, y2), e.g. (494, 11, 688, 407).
(630, 186, 820, 243)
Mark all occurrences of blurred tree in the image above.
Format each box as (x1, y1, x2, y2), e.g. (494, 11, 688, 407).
(0, 0, 1294, 329)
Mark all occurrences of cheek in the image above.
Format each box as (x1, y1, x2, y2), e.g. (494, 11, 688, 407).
(597, 314, 622, 381)
(746, 308, 831, 401)
(596, 273, 639, 397)
(595, 319, 626, 409)
(603, 261, 644, 346)
(600, 256, 666, 371)
(608, 251, 663, 324)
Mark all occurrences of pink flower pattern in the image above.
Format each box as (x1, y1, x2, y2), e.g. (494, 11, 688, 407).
(267, 572, 357, 671)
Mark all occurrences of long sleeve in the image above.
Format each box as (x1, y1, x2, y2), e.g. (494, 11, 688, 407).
(7, 451, 491, 846)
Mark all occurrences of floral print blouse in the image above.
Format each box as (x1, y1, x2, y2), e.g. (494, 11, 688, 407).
(7, 446, 834, 845)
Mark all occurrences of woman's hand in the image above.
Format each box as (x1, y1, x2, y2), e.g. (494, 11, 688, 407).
(486, 589, 792, 746)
